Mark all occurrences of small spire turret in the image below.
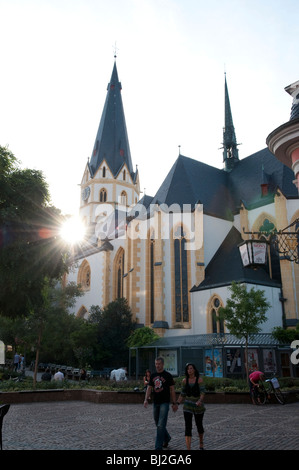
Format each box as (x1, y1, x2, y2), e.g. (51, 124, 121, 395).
(222, 74, 240, 171)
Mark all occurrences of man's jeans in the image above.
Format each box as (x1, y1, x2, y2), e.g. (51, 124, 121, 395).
(153, 402, 171, 450)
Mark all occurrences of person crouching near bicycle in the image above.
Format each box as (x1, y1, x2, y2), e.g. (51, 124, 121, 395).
(249, 370, 265, 403)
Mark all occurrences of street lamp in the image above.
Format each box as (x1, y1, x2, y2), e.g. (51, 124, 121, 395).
(239, 238, 268, 268)
(239, 218, 299, 267)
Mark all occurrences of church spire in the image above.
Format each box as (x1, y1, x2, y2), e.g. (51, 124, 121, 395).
(88, 61, 134, 179)
(222, 74, 240, 171)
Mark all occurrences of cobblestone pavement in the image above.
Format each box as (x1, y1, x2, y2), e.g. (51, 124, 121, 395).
(2, 401, 299, 451)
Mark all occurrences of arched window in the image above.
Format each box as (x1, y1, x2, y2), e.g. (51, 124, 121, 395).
(77, 306, 88, 319)
(77, 260, 91, 291)
(174, 226, 189, 323)
(150, 237, 155, 323)
(100, 188, 107, 202)
(114, 249, 125, 299)
(209, 297, 224, 333)
(120, 191, 127, 206)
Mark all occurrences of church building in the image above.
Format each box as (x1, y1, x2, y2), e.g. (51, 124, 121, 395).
(66, 60, 299, 378)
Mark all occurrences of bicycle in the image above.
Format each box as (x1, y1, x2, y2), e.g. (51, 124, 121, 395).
(250, 376, 285, 405)
(265, 377, 285, 405)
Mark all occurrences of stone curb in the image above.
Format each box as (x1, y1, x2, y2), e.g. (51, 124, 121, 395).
(1, 388, 298, 405)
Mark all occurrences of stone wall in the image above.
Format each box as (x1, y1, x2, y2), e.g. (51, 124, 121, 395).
(1, 388, 297, 405)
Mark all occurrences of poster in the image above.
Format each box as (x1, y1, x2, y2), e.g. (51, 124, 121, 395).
(226, 348, 242, 374)
(263, 349, 276, 373)
(205, 348, 223, 377)
(247, 349, 259, 372)
(158, 349, 177, 375)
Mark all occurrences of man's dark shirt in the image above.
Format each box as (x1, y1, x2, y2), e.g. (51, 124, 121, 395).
(149, 369, 174, 404)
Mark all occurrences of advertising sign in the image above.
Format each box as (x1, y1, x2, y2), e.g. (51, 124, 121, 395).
(158, 350, 177, 375)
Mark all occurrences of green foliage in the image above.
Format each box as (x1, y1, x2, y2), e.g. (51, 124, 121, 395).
(198, 376, 249, 392)
(272, 323, 299, 344)
(219, 281, 270, 339)
(88, 298, 136, 368)
(1, 373, 297, 393)
(126, 326, 160, 348)
(0, 145, 71, 318)
(219, 282, 271, 378)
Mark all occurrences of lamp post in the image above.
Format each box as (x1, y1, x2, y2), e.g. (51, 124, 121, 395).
(239, 218, 299, 268)
(239, 238, 268, 268)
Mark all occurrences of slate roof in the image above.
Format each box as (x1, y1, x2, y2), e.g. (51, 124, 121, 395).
(191, 226, 281, 292)
(227, 148, 297, 210)
(143, 147, 297, 221)
(149, 154, 234, 220)
(88, 62, 135, 180)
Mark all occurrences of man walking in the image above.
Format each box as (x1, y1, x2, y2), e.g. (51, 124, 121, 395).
(144, 357, 177, 450)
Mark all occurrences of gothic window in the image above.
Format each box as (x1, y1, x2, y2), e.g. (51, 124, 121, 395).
(209, 297, 224, 333)
(150, 238, 155, 323)
(123, 169, 126, 181)
(120, 191, 127, 206)
(103, 166, 106, 178)
(174, 226, 189, 323)
(77, 306, 88, 319)
(115, 249, 125, 299)
(100, 188, 107, 202)
(78, 260, 91, 291)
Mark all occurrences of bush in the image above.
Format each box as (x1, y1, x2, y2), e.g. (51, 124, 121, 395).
(1, 373, 298, 393)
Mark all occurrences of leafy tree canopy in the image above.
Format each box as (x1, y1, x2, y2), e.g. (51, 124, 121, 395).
(0, 145, 70, 317)
(219, 281, 270, 340)
(127, 326, 160, 348)
(88, 298, 136, 368)
(272, 322, 299, 344)
(219, 281, 271, 378)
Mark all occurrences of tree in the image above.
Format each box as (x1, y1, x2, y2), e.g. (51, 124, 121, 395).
(126, 326, 160, 348)
(219, 281, 270, 379)
(0, 145, 79, 386)
(272, 322, 299, 344)
(21, 280, 82, 386)
(88, 298, 136, 368)
(0, 145, 70, 318)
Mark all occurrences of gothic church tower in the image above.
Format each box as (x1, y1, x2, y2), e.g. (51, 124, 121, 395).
(80, 60, 140, 227)
(69, 60, 140, 318)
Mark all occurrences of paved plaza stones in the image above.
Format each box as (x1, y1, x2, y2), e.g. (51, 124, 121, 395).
(2, 400, 299, 451)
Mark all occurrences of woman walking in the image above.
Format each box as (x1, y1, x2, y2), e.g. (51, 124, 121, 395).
(176, 363, 206, 450)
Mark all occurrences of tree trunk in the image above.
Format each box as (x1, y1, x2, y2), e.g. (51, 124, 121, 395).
(33, 322, 43, 388)
(245, 337, 249, 381)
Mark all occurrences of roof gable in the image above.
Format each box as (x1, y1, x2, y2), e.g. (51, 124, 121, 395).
(191, 226, 281, 292)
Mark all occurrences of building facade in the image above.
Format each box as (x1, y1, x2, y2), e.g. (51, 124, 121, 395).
(66, 61, 299, 378)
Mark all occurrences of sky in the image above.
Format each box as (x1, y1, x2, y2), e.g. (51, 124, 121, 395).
(1, 0, 298, 216)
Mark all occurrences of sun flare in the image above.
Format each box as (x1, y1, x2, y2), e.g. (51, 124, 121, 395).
(60, 216, 86, 244)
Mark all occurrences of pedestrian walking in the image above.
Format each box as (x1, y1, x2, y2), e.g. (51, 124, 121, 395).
(13, 353, 20, 372)
(144, 357, 177, 450)
(175, 363, 206, 450)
